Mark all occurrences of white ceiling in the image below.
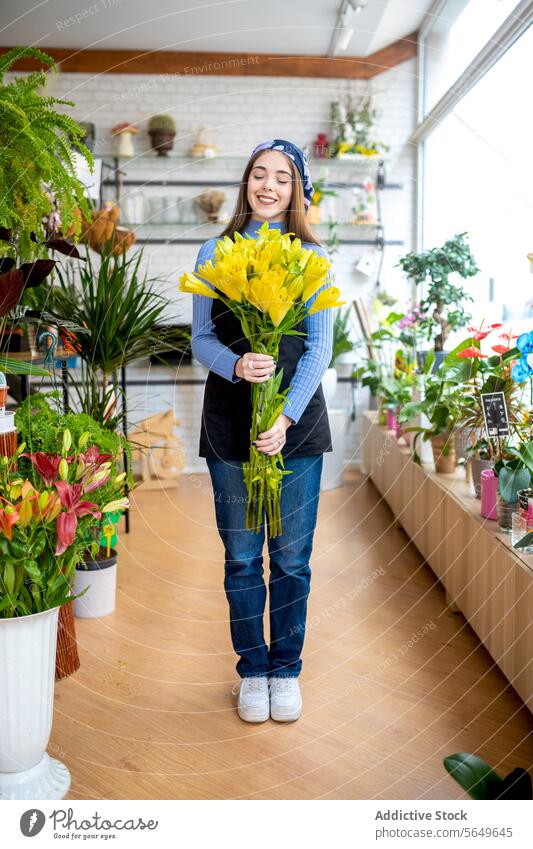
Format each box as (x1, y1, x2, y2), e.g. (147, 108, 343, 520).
(0, 0, 434, 56)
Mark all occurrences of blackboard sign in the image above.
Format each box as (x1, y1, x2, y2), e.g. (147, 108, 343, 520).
(481, 391, 510, 438)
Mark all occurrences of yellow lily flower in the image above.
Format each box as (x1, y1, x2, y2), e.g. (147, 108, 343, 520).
(178, 272, 219, 299)
(308, 285, 347, 315)
(268, 292, 293, 327)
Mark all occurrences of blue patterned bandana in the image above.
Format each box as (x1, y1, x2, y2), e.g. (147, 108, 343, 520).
(249, 139, 314, 212)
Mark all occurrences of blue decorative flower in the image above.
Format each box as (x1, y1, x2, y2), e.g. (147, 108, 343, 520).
(516, 331, 533, 355)
(511, 357, 532, 383)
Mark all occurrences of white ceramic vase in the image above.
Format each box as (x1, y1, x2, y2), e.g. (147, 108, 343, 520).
(321, 367, 338, 407)
(0, 606, 70, 799)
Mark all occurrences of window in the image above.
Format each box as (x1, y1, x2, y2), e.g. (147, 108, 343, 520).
(418, 5, 532, 342)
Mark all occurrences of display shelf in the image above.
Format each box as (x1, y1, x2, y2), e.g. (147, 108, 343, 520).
(125, 222, 404, 247)
(362, 410, 533, 714)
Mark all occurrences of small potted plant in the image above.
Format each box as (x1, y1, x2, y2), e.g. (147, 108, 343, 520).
(307, 177, 337, 225)
(111, 122, 139, 158)
(148, 114, 177, 156)
(396, 232, 480, 370)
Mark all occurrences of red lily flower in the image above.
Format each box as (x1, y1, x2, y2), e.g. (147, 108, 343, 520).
(492, 344, 510, 355)
(499, 331, 518, 341)
(458, 347, 488, 358)
(467, 323, 502, 341)
(20, 452, 73, 487)
(54, 481, 101, 555)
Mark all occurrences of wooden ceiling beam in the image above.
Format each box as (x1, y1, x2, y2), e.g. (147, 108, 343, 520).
(0, 33, 417, 79)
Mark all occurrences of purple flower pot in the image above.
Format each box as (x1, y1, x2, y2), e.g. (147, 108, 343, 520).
(480, 468, 498, 520)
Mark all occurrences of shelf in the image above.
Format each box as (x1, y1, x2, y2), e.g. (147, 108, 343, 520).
(100, 153, 402, 190)
(125, 224, 403, 247)
(98, 152, 389, 167)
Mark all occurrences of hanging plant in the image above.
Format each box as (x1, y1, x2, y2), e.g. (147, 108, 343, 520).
(0, 47, 94, 258)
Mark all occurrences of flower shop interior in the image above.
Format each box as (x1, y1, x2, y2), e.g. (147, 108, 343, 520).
(0, 0, 532, 808)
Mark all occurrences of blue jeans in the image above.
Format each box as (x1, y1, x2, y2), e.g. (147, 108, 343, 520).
(206, 454, 324, 679)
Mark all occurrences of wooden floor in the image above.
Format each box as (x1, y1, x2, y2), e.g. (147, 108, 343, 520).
(52, 468, 533, 800)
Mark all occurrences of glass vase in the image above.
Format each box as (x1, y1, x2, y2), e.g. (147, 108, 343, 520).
(497, 493, 517, 534)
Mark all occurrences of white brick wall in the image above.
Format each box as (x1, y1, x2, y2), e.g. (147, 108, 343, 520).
(23, 60, 417, 472)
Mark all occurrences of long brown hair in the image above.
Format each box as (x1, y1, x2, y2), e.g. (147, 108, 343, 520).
(218, 149, 322, 246)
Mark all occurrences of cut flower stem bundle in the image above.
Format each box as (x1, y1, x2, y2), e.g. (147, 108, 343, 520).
(179, 221, 345, 536)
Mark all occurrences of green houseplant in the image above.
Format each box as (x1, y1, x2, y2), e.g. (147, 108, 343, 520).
(0, 47, 93, 257)
(27, 237, 186, 430)
(0, 46, 93, 382)
(323, 307, 354, 406)
(444, 753, 532, 800)
(396, 232, 480, 361)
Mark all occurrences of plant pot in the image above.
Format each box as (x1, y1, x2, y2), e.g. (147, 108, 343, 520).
(149, 130, 175, 156)
(469, 457, 493, 499)
(431, 432, 456, 474)
(0, 606, 71, 799)
(480, 468, 498, 520)
(417, 349, 448, 373)
(307, 205, 320, 225)
(321, 367, 338, 406)
(114, 130, 136, 158)
(497, 493, 518, 534)
(78, 121, 95, 152)
(72, 548, 117, 619)
(386, 407, 401, 437)
(454, 426, 474, 462)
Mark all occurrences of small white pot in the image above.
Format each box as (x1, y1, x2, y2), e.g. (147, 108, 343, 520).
(72, 551, 117, 618)
(0, 606, 71, 799)
(321, 367, 338, 407)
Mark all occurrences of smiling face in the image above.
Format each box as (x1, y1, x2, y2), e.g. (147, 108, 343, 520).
(246, 149, 294, 223)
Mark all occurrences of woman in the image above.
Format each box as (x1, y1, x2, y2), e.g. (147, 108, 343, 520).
(191, 139, 335, 723)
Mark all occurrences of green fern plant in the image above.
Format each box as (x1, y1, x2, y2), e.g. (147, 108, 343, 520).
(0, 47, 94, 257)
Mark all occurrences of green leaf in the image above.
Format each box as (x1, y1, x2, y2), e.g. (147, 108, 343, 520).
(443, 753, 503, 800)
(0, 356, 52, 377)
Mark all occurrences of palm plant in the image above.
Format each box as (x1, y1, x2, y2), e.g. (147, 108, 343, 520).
(28, 237, 188, 429)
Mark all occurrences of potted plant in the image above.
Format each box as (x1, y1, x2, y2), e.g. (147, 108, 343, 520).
(396, 232, 480, 369)
(27, 237, 180, 431)
(148, 114, 177, 156)
(444, 752, 532, 799)
(442, 326, 527, 496)
(306, 177, 338, 225)
(0, 431, 127, 799)
(400, 351, 465, 473)
(322, 307, 353, 406)
(0, 46, 93, 385)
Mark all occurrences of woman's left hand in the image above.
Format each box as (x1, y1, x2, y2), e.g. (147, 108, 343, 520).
(253, 413, 293, 455)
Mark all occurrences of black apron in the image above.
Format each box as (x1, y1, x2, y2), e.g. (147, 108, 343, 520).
(199, 294, 333, 460)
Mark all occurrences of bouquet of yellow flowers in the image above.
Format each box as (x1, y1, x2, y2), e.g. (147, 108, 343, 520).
(179, 221, 345, 536)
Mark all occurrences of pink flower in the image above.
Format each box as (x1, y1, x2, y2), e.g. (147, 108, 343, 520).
(54, 481, 101, 556)
(491, 344, 510, 355)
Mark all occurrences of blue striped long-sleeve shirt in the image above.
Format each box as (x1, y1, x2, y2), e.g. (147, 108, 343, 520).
(190, 218, 334, 424)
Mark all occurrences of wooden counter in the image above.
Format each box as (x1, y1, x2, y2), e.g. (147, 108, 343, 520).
(362, 410, 533, 714)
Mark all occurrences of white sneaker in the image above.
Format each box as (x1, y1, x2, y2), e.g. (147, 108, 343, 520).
(268, 676, 302, 721)
(231, 676, 269, 722)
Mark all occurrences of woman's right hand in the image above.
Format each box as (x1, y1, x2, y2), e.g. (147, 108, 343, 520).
(235, 352, 276, 383)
